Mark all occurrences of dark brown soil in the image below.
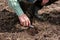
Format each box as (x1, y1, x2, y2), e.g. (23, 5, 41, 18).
(0, 9, 39, 35)
(0, 9, 60, 40)
(0, 0, 60, 40)
(0, 9, 19, 32)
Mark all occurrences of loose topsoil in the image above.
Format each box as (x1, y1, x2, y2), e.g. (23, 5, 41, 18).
(0, 9, 60, 40)
(0, 0, 60, 40)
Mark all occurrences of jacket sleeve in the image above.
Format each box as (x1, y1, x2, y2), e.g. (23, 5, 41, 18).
(7, 0, 24, 16)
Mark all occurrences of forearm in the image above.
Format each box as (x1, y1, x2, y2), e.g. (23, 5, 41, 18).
(7, 0, 24, 16)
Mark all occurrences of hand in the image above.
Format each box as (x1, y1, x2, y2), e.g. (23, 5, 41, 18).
(41, 0, 49, 5)
(18, 14, 31, 27)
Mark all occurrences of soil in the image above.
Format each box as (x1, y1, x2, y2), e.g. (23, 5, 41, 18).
(0, 0, 60, 40)
(0, 9, 60, 40)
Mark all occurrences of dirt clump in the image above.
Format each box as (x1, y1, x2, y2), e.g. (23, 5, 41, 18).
(27, 25, 39, 36)
(0, 9, 19, 32)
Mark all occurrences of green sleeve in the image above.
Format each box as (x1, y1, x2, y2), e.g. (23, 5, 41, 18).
(7, 0, 24, 16)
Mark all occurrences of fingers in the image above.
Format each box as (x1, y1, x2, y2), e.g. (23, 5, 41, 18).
(19, 14, 31, 27)
(24, 17, 30, 27)
(28, 20, 31, 26)
(20, 18, 25, 26)
(25, 20, 28, 26)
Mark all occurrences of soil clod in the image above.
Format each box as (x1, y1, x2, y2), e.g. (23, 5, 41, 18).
(27, 25, 39, 36)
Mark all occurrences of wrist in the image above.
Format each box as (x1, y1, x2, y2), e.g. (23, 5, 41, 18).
(18, 13, 26, 17)
(17, 13, 24, 16)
